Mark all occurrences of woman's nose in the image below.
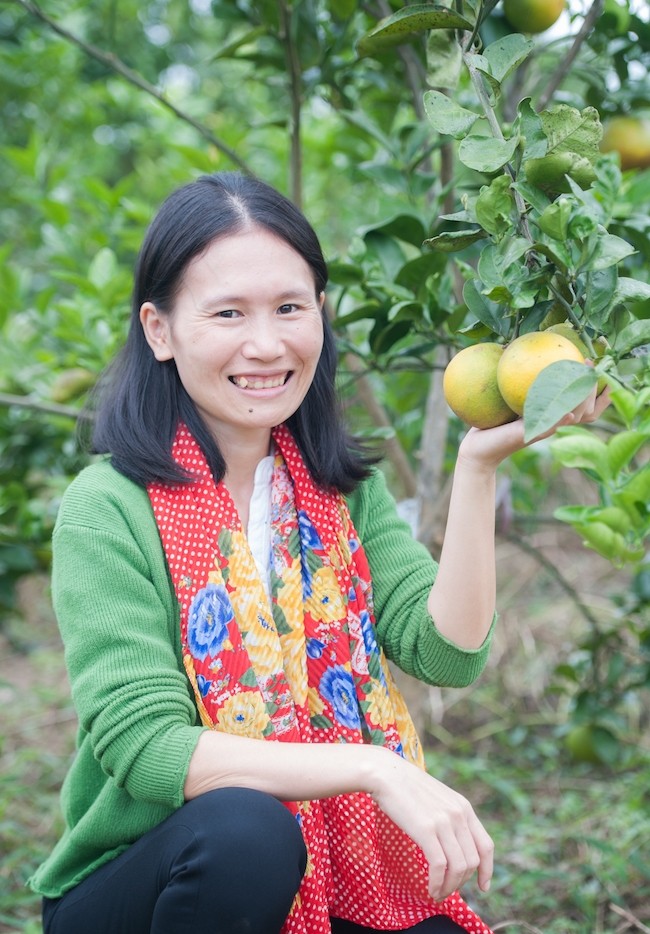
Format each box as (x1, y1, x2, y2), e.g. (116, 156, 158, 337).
(241, 317, 285, 359)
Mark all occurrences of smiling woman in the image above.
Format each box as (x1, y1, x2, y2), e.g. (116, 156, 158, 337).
(29, 172, 610, 934)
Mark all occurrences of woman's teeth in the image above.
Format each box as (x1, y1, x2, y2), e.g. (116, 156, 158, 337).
(231, 375, 286, 389)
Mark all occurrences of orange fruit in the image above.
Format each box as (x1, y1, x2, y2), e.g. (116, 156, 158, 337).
(502, 0, 565, 34)
(496, 330, 585, 415)
(443, 343, 518, 429)
(601, 116, 650, 171)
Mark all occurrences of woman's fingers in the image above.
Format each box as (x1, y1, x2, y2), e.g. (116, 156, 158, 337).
(420, 797, 494, 900)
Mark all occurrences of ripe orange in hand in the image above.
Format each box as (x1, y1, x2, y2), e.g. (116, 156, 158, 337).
(443, 343, 518, 429)
(496, 331, 585, 415)
(502, 0, 565, 34)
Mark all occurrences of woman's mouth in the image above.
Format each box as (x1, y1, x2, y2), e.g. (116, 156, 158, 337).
(229, 373, 290, 390)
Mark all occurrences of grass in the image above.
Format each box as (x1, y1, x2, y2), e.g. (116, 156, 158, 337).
(1, 548, 648, 934)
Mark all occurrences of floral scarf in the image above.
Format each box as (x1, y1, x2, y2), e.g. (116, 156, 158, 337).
(147, 422, 492, 934)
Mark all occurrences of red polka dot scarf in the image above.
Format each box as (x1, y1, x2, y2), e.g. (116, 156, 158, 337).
(147, 422, 493, 934)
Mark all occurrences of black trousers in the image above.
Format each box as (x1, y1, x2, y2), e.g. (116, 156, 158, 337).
(42, 787, 468, 934)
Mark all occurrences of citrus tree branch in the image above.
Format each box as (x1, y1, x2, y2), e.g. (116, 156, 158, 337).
(502, 529, 601, 629)
(278, 0, 304, 208)
(0, 392, 80, 420)
(11, 0, 253, 175)
(538, 0, 604, 111)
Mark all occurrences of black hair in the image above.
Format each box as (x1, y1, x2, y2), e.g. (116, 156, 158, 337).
(89, 172, 376, 493)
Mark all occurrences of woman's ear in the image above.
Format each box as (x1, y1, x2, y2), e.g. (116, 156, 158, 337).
(140, 302, 173, 361)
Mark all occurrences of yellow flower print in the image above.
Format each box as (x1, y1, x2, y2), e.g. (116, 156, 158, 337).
(243, 624, 283, 680)
(276, 557, 304, 630)
(280, 621, 308, 706)
(307, 686, 325, 717)
(305, 565, 346, 623)
(215, 691, 269, 737)
(365, 683, 394, 730)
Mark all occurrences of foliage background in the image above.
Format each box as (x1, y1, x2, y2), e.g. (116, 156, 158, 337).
(0, 0, 648, 931)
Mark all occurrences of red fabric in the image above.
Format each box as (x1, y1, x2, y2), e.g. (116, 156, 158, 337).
(147, 423, 493, 933)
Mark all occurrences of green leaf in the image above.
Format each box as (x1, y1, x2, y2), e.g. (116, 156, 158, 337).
(462, 279, 509, 336)
(588, 233, 636, 272)
(394, 252, 445, 293)
(482, 33, 533, 84)
(426, 27, 463, 89)
(423, 228, 487, 252)
(612, 319, 650, 356)
(423, 91, 482, 139)
(515, 98, 547, 162)
(606, 430, 648, 476)
(537, 199, 571, 241)
(357, 4, 473, 57)
(458, 135, 519, 172)
(88, 248, 117, 290)
(540, 105, 603, 164)
(551, 428, 610, 479)
(475, 174, 514, 237)
(523, 362, 598, 443)
(360, 213, 427, 246)
(613, 277, 650, 305)
(569, 521, 643, 566)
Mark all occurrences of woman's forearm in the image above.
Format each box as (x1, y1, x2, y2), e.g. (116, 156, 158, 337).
(184, 730, 379, 802)
(426, 459, 497, 650)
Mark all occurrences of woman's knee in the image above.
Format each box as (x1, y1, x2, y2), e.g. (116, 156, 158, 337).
(178, 787, 307, 883)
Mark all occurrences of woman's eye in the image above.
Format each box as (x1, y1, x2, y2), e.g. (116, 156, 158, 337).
(278, 303, 297, 314)
(216, 309, 240, 319)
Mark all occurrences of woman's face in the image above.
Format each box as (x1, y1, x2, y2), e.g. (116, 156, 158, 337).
(140, 227, 325, 449)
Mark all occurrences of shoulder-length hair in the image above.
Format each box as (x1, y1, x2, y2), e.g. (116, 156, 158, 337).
(89, 172, 375, 493)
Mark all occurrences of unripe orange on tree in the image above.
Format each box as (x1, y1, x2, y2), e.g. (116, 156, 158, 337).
(502, 0, 565, 34)
(546, 322, 609, 394)
(601, 116, 650, 171)
(496, 330, 585, 415)
(443, 343, 518, 429)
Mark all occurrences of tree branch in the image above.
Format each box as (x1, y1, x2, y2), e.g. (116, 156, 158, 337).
(12, 0, 253, 175)
(0, 392, 80, 420)
(502, 529, 602, 629)
(278, 0, 303, 208)
(538, 0, 604, 111)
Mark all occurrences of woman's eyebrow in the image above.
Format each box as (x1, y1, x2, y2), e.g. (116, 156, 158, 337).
(197, 287, 316, 311)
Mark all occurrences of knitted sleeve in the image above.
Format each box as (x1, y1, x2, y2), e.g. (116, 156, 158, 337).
(51, 463, 205, 808)
(347, 468, 494, 688)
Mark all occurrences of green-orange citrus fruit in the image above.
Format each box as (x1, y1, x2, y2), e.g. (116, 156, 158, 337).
(496, 330, 585, 415)
(546, 322, 609, 394)
(524, 152, 596, 195)
(502, 0, 565, 34)
(601, 116, 650, 171)
(443, 343, 518, 429)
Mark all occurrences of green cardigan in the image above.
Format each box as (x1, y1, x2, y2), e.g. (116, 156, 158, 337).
(30, 459, 493, 899)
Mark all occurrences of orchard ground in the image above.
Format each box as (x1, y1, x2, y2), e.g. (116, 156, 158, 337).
(1, 476, 648, 934)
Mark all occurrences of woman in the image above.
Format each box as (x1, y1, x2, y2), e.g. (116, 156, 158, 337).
(30, 172, 609, 934)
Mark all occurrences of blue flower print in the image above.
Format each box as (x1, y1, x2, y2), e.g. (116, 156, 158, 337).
(306, 638, 325, 659)
(319, 665, 361, 730)
(298, 510, 324, 551)
(196, 674, 212, 697)
(359, 610, 379, 657)
(187, 583, 233, 661)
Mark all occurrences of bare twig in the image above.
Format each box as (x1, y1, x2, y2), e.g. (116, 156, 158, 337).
(538, 0, 604, 111)
(12, 0, 253, 175)
(610, 903, 650, 934)
(502, 530, 602, 628)
(0, 392, 80, 420)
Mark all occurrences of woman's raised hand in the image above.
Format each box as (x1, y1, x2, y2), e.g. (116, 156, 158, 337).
(369, 747, 494, 901)
(456, 383, 612, 474)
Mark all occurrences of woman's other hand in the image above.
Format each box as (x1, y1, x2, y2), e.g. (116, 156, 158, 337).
(369, 748, 494, 901)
